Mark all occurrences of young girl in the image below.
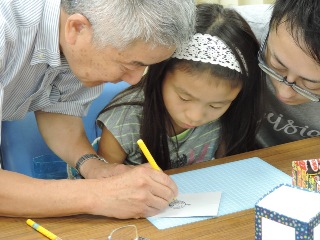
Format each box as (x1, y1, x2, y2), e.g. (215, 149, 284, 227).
(94, 4, 265, 170)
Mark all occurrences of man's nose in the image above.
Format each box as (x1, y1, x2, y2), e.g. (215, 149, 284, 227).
(121, 67, 147, 85)
(276, 79, 297, 99)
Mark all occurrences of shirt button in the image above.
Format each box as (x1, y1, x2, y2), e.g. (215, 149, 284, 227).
(38, 53, 44, 59)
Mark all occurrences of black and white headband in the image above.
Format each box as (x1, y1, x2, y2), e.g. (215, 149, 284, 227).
(172, 33, 247, 74)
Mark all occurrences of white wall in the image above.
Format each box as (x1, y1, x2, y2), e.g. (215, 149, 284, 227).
(196, 0, 274, 6)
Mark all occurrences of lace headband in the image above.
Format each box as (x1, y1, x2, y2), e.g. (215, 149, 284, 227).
(172, 33, 246, 74)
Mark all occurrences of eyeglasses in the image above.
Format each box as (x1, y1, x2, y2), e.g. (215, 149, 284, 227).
(257, 36, 320, 102)
(107, 225, 149, 240)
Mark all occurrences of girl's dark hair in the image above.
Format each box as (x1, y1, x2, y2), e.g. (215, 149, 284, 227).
(270, 0, 320, 64)
(98, 3, 265, 170)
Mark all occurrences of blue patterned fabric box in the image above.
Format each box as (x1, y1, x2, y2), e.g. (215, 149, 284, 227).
(255, 184, 320, 240)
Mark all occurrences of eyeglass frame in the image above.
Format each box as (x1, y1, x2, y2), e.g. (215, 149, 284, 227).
(257, 34, 320, 102)
(107, 224, 149, 240)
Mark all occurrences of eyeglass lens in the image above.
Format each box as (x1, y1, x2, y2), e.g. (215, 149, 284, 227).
(258, 41, 320, 102)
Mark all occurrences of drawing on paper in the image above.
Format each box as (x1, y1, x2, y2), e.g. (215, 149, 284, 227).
(169, 199, 191, 209)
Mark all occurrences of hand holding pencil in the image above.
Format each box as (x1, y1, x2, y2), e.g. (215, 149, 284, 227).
(137, 139, 177, 201)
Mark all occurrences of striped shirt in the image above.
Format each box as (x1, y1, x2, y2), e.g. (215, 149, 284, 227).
(0, 0, 103, 121)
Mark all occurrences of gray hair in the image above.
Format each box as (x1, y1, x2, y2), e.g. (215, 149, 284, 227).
(61, 0, 196, 49)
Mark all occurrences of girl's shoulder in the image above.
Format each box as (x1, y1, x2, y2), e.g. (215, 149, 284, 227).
(113, 87, 144, 103)
(98, 101, 143, 124)
(96, 87, 144, 129)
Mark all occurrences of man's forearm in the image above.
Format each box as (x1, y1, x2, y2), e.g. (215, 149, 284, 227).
(0, 170, 93, 217)
(0, 166, 178, 219)
(35, 111, 95, 167)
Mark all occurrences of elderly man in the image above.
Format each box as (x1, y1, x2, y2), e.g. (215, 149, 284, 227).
(0, 0, 195, 219)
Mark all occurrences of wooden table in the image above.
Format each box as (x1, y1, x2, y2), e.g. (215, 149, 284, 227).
(1, 137, 320, 240)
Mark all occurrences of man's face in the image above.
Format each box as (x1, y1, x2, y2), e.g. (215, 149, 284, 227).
(266, 23, 320, 105)
(64, 40, 175, 87)
(59, 10, 175, 87)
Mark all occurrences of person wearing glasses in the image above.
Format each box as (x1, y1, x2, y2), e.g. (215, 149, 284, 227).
(0, 0, 195, 219)
(234, 0, 320, 148)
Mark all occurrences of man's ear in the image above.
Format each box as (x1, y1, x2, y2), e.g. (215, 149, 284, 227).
(64, 13, 92, 45)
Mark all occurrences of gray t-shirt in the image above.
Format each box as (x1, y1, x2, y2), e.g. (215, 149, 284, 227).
(234, 4, 320, 148)
(97, 90, 221, 168)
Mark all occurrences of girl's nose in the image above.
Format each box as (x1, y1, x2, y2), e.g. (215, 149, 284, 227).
(186, 107, 205, 125)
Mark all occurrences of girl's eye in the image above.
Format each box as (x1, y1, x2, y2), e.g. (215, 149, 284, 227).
(179, 95, 190, 102)
(210, 105, 222, 109)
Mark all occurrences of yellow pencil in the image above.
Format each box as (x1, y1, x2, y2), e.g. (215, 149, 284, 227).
(26, 219, 62, 240)
(137, 139, 177, 201)
(137, 139, 162, 171)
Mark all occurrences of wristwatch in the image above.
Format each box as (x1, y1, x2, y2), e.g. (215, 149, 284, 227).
(75, 153, 108, 176)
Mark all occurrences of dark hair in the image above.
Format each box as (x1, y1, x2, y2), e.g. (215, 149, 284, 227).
(98, 3, 265, 170)
(270, 0, 320, 64)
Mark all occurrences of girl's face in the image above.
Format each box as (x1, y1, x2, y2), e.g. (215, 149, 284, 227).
(162, 68, 241, 135)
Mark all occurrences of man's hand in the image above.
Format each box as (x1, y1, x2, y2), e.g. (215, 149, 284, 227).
(86, 165, 178, 219)
(0, 167, 177, 218)
(79, 158, 134, 179)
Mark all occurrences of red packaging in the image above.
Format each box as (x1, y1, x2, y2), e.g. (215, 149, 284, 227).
(292, 159, 320, 192)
